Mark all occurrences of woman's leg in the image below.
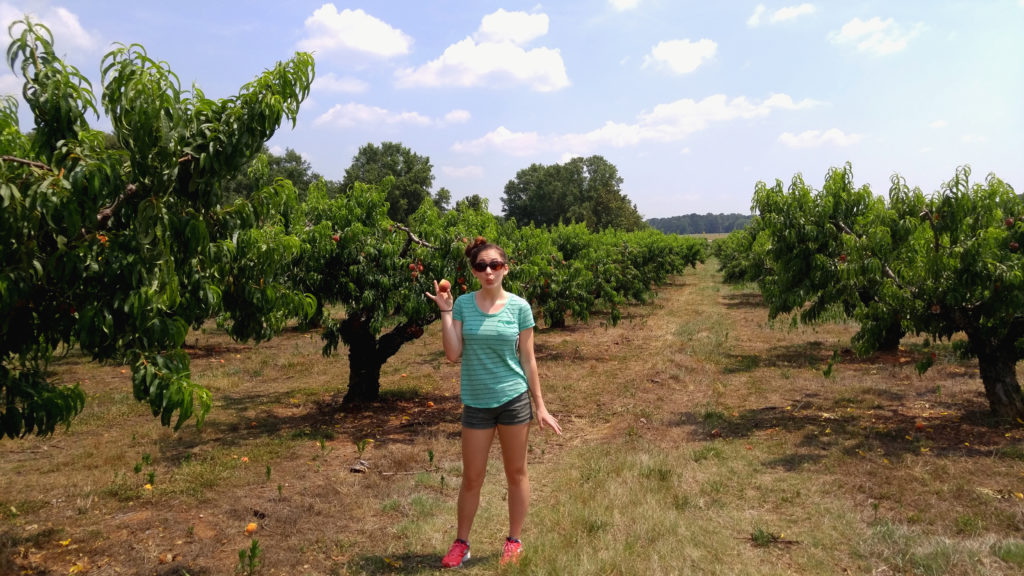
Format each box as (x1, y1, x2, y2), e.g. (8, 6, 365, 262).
(456, 426, 496, 541)
(497, 422, 531, 539)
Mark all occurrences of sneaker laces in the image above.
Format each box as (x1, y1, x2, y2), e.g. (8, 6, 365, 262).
(501, 537, 522, 565)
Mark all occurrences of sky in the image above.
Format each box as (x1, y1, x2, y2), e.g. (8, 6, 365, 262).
(1, 1, 1022, 219)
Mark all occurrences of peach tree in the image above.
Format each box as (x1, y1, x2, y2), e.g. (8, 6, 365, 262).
(295, 180, 500, 403)
(751, 164, 905, 350)
(752, 164, 1023, 420)
(865, 167, 1024, 419)
(0, 19, 315, 438)
(710, 216, 767, 284)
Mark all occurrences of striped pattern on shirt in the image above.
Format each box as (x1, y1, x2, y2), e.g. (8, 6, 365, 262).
(453, 291, 535, 408)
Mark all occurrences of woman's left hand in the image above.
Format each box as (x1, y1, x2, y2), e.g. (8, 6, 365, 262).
(536, 408, 562, 435)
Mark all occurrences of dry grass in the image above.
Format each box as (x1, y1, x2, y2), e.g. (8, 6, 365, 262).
(2, 263, 1024, 575)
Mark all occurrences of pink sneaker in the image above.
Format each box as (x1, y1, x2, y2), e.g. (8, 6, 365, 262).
(441, 539, 470, 568)
(500, 537, 522, 565)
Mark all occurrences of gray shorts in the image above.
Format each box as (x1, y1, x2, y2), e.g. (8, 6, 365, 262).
(462, 391, 533, 429)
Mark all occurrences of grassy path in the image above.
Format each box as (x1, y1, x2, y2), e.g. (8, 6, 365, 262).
(3, 263, 1024, 575)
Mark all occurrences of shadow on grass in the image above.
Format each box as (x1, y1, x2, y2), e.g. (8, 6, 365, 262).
(675, 393, 1017, 469)
(347, 552, 445, 574)
(156, 386, 462, 465)
(347, 551, 500, 574)
(719, 291, 764, 309)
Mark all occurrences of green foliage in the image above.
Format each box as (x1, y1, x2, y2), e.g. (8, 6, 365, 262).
(648, 213, 753, 235)
(749, 163, 1024, 419)
(502, 155, 645, 231)
(291, 175, 704, 402)
(340, 141, 434, 224)
(750, 164, 905, 350)
(711, 217, 767, 284)
(236, 539, 261, 575)
(0, 17, 316, 438)
(222, 146, 336, 203)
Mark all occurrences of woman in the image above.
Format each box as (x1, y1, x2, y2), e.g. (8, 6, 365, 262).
(426, 236, 562, 568)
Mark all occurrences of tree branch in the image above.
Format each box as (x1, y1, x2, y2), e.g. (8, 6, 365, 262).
(1, 155, 54, 172)
(394, 223, 436, 258)
(919, 209, 943, 253)
(832, 219, 908, 292)
(96, 183, 138, 229)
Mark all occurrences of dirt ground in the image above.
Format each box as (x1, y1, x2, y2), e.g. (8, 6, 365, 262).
(2, 265, 1022, 575)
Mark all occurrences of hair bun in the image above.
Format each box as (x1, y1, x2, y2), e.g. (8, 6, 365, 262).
(465, 236, 488, 259)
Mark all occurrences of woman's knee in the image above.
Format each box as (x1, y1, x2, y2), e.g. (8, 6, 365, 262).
(504, 463, 528, 487)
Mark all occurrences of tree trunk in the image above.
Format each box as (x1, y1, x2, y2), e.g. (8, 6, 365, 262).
(975, 347, 1024, 421)
(877, 320, 904, 352)
(340, 313, 425, 405)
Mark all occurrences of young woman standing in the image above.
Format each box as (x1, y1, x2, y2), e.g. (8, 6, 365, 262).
(426, 237, 562, 567)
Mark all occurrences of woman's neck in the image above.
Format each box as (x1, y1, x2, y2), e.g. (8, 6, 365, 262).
(475, 284, 506, 305)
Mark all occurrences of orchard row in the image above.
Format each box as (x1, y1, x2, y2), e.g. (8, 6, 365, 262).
(0, 19, 705, 439)
(712, 163, 1024, 420)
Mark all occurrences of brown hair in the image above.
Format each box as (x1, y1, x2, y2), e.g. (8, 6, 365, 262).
(464, 236, 507, 265)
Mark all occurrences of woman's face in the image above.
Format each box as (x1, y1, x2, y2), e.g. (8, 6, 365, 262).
(471, 248, 507, 288)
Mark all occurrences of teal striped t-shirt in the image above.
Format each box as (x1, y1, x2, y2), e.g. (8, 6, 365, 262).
(453, 291, 535, 408)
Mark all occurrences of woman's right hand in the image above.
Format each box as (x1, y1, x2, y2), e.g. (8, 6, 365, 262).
(425, 279, 454, 311)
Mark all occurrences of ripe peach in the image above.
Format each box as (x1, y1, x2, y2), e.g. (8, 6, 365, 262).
(438, 279, 451, 292)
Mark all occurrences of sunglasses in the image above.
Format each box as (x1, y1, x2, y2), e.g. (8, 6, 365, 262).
(471, 259, 505, 272)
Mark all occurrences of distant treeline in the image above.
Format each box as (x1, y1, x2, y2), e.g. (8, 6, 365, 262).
(647, 213, 753, 235)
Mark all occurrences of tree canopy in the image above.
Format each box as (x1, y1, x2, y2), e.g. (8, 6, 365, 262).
(0, 18, 316, 437)
(648, 213, 752, 235)
(340, 141, 435, 223)
(501, 155, 645, 231)
(730, 163, 1024, 420)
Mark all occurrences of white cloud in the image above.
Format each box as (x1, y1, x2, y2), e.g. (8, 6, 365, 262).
(441, 165, 484, 178)
(609, 0, 641, 11)
(314, 73, 369, 94)
(475, 9, 548, 44)
(453, 126, 542, 156)
(929, 119, 947, 129)
(444, 109, 472, 124)
(748, 4, 814, 27)
(643, 39, 717, 75)
(0, 73, 21, 97)
(771, 4, 815, 23)
(0, 4, 100, 52)
(395, 9, 569, 92)
(778, 128, 864, 148)
(454, 93, 818, 156)
(829, 17, 924, 56)
(313, 102, 432, 128)
(313, 102, 470, 129)
(747, 4, 766, 28)
(298, 5, 412, 58)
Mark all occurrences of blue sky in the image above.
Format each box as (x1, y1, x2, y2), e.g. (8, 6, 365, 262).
(1, 1, 1022, 218)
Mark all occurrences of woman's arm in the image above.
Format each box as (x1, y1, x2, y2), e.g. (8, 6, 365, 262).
(426, 281, 462, 362)
(518, 327, 562, 435)
(440, 313, 463, 362)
